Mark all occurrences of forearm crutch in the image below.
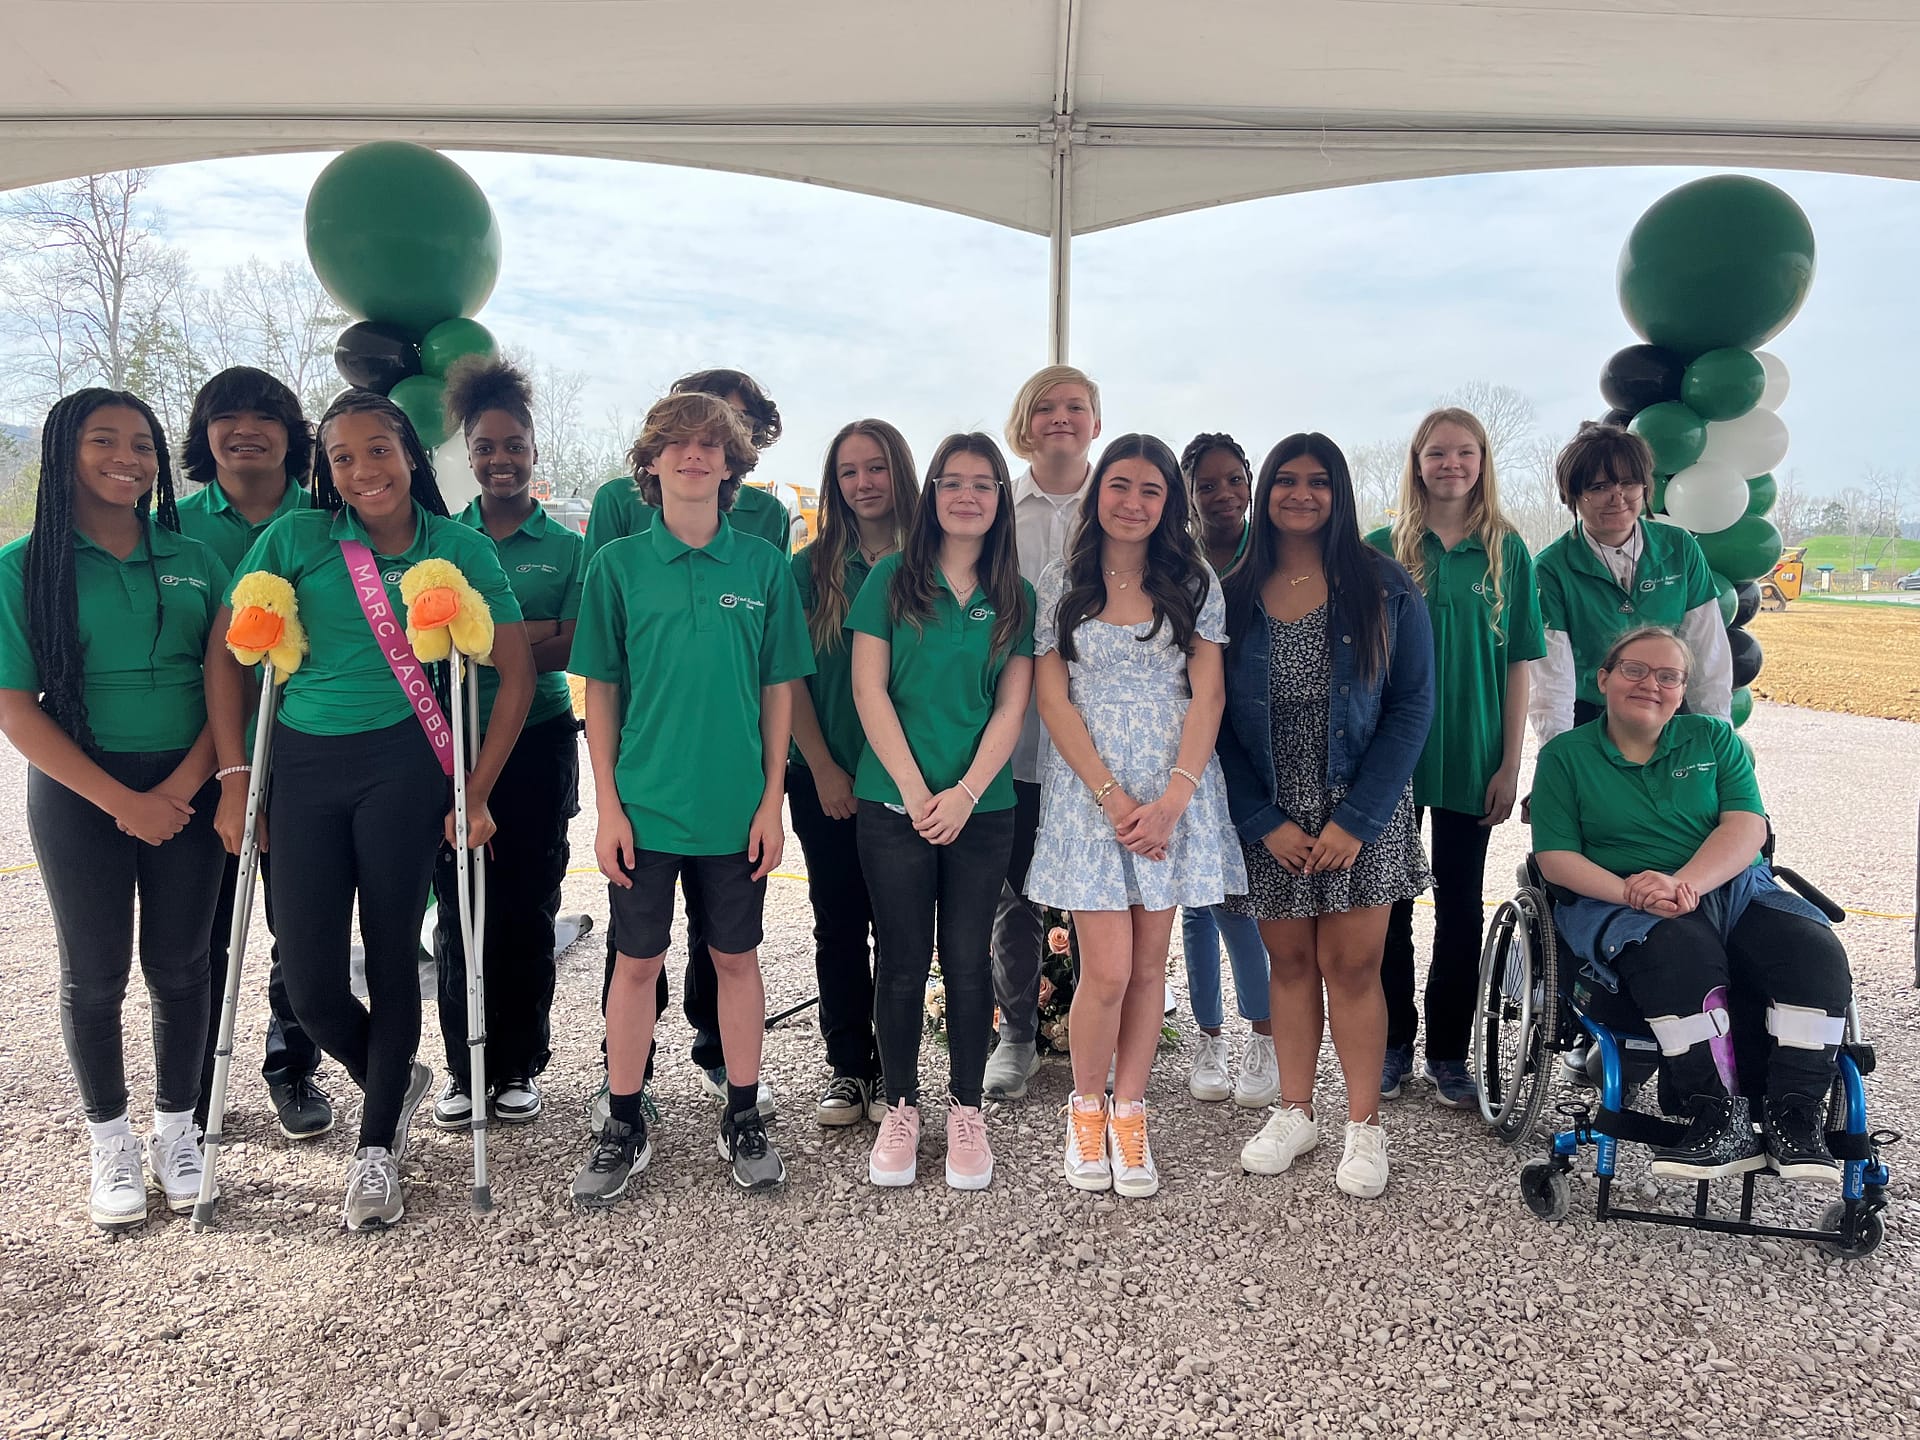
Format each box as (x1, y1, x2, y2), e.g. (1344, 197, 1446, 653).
(192, 666, 278, 1231)
(448, 652, 493, 1212)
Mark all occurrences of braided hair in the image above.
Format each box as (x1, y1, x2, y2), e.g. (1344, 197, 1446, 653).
(312, 390, 450, 519)
(24, 389, 180, 753)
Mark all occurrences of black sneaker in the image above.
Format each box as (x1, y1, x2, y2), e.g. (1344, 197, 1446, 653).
(571, 1116, 650, 1209)
(268, 1074, 335, 1141)
(718, 1108, 786, 1192)
(1763, 1093, 1841, 1183)
(1650, 1093, 1767, 1180)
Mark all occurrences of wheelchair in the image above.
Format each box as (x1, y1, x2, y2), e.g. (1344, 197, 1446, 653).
(1469, 851, 1896, 1258)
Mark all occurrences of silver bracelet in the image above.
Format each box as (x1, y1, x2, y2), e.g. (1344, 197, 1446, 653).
(957, 778, 981, 805)
(215, 764, 251, 781)
(1169, 765, 1201, 790)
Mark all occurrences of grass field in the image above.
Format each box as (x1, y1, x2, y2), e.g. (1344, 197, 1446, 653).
(1794, 533, 1920, 577)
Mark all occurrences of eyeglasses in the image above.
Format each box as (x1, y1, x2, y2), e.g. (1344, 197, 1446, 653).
(1582, 478, 1647, 497)
(1609, 659, 1687, 689)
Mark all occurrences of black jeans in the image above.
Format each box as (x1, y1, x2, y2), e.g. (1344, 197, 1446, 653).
(989, 779, 1044, 1044)
(1383, 806, 1492, 1062)
(269, 720, 446, 1151)
(788, 763, 878, 1081)
(198, 849, 319, 1125)
(28, 752, 223, 1124)
(1614, 902, 1851, 1102)
(435, 712, 578, 1086)
(858, 801, 1014, 1108)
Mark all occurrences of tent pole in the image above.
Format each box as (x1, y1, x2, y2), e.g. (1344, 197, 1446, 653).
(1046, 0, 1081, 364)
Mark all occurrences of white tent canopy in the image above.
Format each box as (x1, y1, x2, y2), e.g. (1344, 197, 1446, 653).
(6, 0, 1920, 354)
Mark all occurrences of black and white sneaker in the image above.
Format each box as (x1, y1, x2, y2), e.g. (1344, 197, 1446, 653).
(1764, 1092, 1841, 1183)
(431, 1078, 474, 1131)
(493, 1076, 542, 1124)
(1650, 1093, 1767, 1180)
(719, 1109, 786, 1192)
(571, 1117, 650, 1209)
(815, 1075, 873, 1128)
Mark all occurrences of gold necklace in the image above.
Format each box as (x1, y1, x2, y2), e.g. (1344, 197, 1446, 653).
(1105, 566, 1146, 591)
(1289, 572, 1318, 587)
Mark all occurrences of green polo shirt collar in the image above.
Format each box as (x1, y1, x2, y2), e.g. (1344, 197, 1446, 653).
(650, 512, 738, 565)
(201, 478, 309, 524)
(456, 497, 562, 543)
(329, 501, 431, 561)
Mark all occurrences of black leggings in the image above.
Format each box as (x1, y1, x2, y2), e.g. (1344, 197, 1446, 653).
(788, 763, 879, 1081)
(1383, 806, 1492, 1062)
(435, 712, 578, 1083)
(1613, 902, 1851, 1102)
(28, 752, 223, 1124)
(269, 720, 446, 1150)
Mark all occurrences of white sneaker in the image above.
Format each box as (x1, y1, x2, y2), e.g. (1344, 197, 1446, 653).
(1240, 1106, 1319, 1175)
(1188, 1035, 1233, 1102)
(89, 1132, 148, 1230)
(1107, 1104, 1160, 1199)
(343, 1147, 404, 1230)
(1063, 1095, 1112, 1192)
(1233, 1034, 1280, 1109)
(1336, 1119, 1390, 1198)
(145, 1119, 210, 1214)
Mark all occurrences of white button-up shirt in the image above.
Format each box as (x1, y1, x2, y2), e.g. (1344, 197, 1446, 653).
(1010, 462, 1091, 782)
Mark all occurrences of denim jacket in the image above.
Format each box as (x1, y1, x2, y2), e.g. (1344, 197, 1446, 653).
(1217, 552, 1435, 846)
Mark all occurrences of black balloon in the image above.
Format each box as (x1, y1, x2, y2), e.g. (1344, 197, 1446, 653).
(334, 320, 423, 395)
(1732, 581, 1761, 628)
(1601, 407, 1634, 427)
(1600, 344, 1686, 414)
(1727, 626, 1763, 689)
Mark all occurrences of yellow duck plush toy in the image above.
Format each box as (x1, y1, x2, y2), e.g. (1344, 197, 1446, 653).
(226, 571, 308, 682)
(400, 558, 495, 664)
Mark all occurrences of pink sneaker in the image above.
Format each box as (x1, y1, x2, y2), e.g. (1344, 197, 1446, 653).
(869, 1101, 920, 1187)
(945, 1098, 994, 1191)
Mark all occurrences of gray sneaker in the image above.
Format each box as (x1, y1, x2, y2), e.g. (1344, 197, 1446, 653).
(718, 1109, 786, 1191)
(342, 1147, 403, 1231)
(571, 1117, 650, 1209)
(982, 1039, 1041, 1101)
(392, 1060, 434, 1163)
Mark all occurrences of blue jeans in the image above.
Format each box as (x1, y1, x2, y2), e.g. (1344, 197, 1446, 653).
(1180, 904, 1271, 1031)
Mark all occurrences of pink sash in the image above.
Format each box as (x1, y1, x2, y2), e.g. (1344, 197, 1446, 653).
(340, 540, 455, 777)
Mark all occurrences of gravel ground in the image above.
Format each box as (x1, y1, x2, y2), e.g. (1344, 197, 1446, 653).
(1, 701, 1916, 1440)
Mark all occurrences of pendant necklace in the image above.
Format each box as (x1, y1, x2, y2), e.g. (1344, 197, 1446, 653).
(1105, 566, 1146, 591)
(1290, 572, 1318, 587)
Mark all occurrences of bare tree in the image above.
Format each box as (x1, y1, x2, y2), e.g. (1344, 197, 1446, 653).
(1346, 439, 1402, 531)
(1770, 467, 1821, 546)
(1503, 433, 1570, 556)
(208, 258, 347, 409)
(1434, 381, 1539, 466)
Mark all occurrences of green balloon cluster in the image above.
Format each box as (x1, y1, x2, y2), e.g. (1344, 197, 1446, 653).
(1696, 514, 1785, 585)
(1618, 176, 1816, 359)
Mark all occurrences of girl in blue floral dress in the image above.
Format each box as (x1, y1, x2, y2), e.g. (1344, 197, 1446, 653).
(1027, 434, 1246, 1199)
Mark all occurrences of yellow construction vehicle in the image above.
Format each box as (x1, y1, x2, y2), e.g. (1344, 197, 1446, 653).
(1759, 545, 1806, 611)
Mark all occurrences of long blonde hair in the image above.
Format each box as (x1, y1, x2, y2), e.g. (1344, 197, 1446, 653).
(1390, 407, 1517, 638)
(806, 419, 918, 652)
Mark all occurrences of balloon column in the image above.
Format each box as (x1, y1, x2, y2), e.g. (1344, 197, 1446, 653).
(306, 142, 504, 450)
(1596, 175, 1814, 728)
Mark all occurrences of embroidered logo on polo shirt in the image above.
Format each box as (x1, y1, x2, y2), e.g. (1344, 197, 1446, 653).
(719, 593, 765, 610)
(1637, 573, 1681, 593)
(516, 562, 560, 574)
(1671, 761, 1716, 779)
(158, 573, 207, 589)
(384, 568, 405, 586)
(969, 606, 991, 621)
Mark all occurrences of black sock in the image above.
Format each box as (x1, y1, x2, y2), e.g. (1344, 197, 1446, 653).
(609, 1089, 644, 1130)
(728, 1081, 759, 1121)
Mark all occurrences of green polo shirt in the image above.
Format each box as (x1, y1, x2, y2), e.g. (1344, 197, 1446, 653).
(1534, 519, 1718, 713)
(455, 499, 585, 731)
(1366, 526, 1546, 815)
(844, 553, 1035, 812)
(1530, 714, 1764, 877)
(0, 524, 230, 753)
(176, 478, 315, 573)
(584, 477, 791, 561)
(571, 515, 813, 855)
(790, 544, 876, 774)
(232, 503, 522, 738)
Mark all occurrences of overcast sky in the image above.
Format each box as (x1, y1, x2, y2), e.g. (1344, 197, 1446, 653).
(41, 155, 1920, 496)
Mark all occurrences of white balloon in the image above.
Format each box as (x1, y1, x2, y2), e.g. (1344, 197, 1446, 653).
(1663, 460, 1749, 535)
(1699, 407, 1788, 480)
(1755, 350, 1791, 411)
(434, 432, 481, 510)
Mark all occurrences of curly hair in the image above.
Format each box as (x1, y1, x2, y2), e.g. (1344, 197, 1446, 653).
(627, 392, 758, 509)
(444, 355, 535, 436)
(671, 369, 782, 450)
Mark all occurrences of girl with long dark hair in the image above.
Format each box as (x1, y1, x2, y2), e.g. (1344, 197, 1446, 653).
(205, 390, 534, 1230)
(0, 389, 230, 1229)
(850, 433, 1034, 1191)
(1218, 433, 1434, 1200)
(1025, 434, 1244, 1197)
(789, 420, 919, 1126)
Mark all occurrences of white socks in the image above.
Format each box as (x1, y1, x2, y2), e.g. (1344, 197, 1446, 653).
(86, 1113, 134, 1146)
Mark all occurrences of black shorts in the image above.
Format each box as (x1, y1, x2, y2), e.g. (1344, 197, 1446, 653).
(608, 848, 768, 959)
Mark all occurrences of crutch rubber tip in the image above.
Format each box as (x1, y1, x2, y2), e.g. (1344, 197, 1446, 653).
(190, 1201, 217, 1230)
(471, 1187, 493, 1212)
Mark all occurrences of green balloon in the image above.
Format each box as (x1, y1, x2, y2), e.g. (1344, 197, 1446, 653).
(1680, 348, 1766, 421)
(1730, 687, 1753, 728)
(1650, 473, 1670, 514)
(1744, 472, 1777, 518)
(1695, 513, 1783, 584)
(389, 374, 450, 450)
(421, 317, 498, 379)
(1617, 176, 1816, 359)
(1630, 402, 1707, 474)
(1710, 569, 1736, 626)
(305, 142, 501, 335)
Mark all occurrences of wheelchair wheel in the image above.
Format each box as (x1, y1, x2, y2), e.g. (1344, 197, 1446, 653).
(1819, 1201, 1885, 1260)
(1519, 1159, 1571, 1221)
(1473, 887, 1559, 1147)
